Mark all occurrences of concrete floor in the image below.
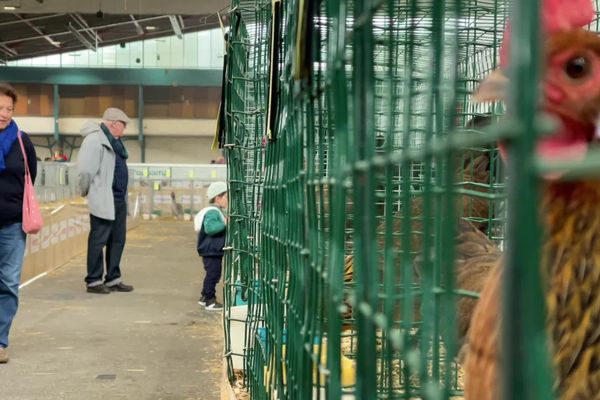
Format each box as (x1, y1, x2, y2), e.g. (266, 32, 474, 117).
(0, 221, 224, 400)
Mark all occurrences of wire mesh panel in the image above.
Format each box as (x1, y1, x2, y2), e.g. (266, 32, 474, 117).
(340, 2, 509, 398)
(221, 1, 269, 397)
(220, 0, 544, 399)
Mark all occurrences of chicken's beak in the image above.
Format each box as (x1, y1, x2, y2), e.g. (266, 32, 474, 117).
(471, 69, 509, 163)
(472, 69, 509, 103)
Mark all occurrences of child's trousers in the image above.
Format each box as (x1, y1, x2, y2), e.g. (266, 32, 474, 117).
(202, 256, 222, 300)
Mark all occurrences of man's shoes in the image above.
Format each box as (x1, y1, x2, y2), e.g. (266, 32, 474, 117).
(204, 298, 223, 311)
(0, 347, 9, 363)
(107, 282, 134, 292)
(198, 295, 207, 306)
(87, 284, 111, 294)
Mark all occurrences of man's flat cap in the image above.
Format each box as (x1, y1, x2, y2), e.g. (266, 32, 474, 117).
(103, 107, 131, 124)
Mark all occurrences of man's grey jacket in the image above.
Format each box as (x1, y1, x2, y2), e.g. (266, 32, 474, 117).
(77, 121, 117, 220)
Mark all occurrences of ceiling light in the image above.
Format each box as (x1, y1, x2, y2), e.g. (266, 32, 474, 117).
(3, 6, 17, 10)
(146, 26, 157, 31)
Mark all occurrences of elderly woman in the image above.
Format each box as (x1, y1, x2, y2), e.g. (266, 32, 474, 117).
(0, 83, 37, 364)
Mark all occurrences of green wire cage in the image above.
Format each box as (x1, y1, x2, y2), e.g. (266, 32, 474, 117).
(220, 0, 600, 399)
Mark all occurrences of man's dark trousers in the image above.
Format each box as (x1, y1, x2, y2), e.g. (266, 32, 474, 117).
(85, 199, 127, 286)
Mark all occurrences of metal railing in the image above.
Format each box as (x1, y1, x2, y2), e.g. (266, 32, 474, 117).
(35, 163, 226, 219)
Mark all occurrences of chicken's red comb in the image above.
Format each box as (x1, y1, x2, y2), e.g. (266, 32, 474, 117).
(500, 0, 596, 67)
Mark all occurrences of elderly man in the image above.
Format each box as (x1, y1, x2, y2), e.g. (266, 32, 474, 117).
(78, 107, 134, 294)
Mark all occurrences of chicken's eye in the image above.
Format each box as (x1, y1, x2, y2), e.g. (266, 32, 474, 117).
(565, 56, 591, 80)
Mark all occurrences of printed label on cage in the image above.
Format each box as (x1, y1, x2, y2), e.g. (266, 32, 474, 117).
(29, 233, 40, 253)
(59, 221, 68, 241)
(68, 218, 76, 238)
(74, 217, 82, 235)
(50, 224, 59, 245)
(41, 226, 50, 249)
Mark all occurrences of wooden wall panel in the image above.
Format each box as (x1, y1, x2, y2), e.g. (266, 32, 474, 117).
(11, 84, 54, 117)
(123, 86, 137, 117)
(61, 97, 86, 115)
(144, 86, 168, 118)
(59, 85, 138, 118)
(27, 86, 41, 115)
(84, 87, 100, 116)
(13, 84, 28, 116)
(39, 85, 53, 116)
(180, 87, 195, 118)
(168, 87, 183, 118)
(143, 86, 221, 119)
(97, 86, 113, 113)
(12, 84, 222, 119)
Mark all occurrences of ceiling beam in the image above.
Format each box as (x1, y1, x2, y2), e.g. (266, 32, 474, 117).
(168, 15, 182, 39)
(0, 0, 229, 15)
(0, 15, 173, 46)
(0, 20, 222, 61)
(0, 44, 17, 57)
(67, 23, 96, 51)
(0, 13, 66, 28)
(129, 15, 144, 36)
(70, 13, 102, 44)
(14, 13, 61, 48)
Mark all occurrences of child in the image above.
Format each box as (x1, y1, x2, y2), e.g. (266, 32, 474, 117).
(194, 181, 228, 311)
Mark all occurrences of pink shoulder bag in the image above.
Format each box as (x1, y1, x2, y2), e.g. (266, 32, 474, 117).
(17, 132, 43, 234)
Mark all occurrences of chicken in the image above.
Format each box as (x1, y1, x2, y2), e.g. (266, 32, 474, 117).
(464, 27, 600, 399)
(341, 125, 499, 338)
(406, 218, 502, 342)
(452, 219, 502, 340)
(341, 218, 500, 342)
(461, 114, 498, 234)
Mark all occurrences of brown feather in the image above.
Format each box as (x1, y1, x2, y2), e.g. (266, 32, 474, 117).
(464, 27, 600, 400)
(464, 181, 600, 400)
(463, 262, 502, 399)
(341, 149, 499, 335)
(454, 220, 501, 339)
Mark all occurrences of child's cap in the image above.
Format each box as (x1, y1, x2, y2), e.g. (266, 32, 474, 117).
(207, 181, 227, 201)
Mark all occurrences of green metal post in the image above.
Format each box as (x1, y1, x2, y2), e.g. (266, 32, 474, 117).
(353, 0, 378, 398)
(503, 0, 554, 398)
(326, 0, 349, 398)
